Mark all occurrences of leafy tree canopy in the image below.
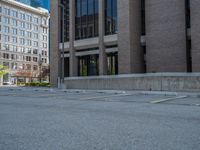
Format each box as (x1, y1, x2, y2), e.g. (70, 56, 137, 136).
(0, 65, 9, 76)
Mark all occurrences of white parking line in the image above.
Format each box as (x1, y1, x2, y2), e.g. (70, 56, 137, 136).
(80, 94, 132, 100)
(150, 96, 187, 104)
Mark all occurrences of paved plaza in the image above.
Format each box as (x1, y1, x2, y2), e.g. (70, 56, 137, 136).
(0, 87, 200, 150)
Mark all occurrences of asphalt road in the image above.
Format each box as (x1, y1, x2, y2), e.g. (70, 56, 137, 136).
(0, 87, 200, 150)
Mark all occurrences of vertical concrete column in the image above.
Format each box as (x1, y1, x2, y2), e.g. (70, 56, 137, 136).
(190, 0, 200, 72)
(145, 0, 187, 72)
(118, 0, 144, 74)
(50, 0, 59, 86)
(69, 0, 77, 76)
(99, 0, 107, 75)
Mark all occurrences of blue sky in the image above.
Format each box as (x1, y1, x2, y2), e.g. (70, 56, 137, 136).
(41, 0, 50, 10)
(16, 0, 50, 10)
(36, 0, 50, 10)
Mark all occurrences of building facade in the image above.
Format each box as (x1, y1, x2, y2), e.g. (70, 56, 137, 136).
(50, 0, 200, 86)
(0, 0, 49, 84)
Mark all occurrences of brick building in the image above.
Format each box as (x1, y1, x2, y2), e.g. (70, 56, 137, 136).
(50, 0, 200, 87)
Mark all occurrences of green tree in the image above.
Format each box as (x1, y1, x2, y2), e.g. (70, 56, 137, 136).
(0, 65, 9, 76)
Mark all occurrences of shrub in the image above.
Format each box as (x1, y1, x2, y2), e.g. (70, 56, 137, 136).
(24, 82, 51, 87)
(17, 82, 26, 86)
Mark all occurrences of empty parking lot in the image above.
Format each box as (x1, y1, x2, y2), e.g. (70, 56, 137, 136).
(0, 87, 200, 150)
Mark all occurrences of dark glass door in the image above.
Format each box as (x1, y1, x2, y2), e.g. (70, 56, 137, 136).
(107, 52, 118, 75)
(64, 57, 69, 77)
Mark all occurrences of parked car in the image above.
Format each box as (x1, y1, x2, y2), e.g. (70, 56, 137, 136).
(3, 82, 12, 85)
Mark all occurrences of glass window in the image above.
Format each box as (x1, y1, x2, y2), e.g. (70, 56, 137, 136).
(107, 52, 118, 75)
(27, 31, 32, 38)
(26, 48, 32, 54)
(12, 28, 17, 35)
(33, 25, 39, 32)
(3, 17, 10, 24)
(42, 27, 47, 34)
(60, 0, 70, 42)
(3, 8, 10, 16)
(12, 45, 17, 52)
(26, 39, 31, 46)
(3, 26, 10, 33)
(43, 43, 47, 48)
(33, 57, 38, 62)
(20, 21, 25, 28)
(64, 57, 70, 77)
(26, 64, 31, 70)
(33, 41, 38, 47)
(20, 38, 25, 45)
(20, 30, 25, 37)
(12, 37, 17, 43)
(12, 19, 18, 26)
(26, 23, 32, 30)
(19, 47, 25, 53)
(33, 65, 38, 71)
(12, 10, 18, 17)
(75, 0, 99, 40)
(105, 0, 117, 35)
(34, 33, 39, 39)
(20, 13, 25, 20)
(78, 54, 99, 76)
(3, 44, 9, 50)
(42, 35, 47, 41)
(3, 53, 9, 59)
(11, 63, 18, 70)
(3, 35, 10, 42)
(26, 14, 32, 22)
(33, 49, 38, 54)
(33, 17, 38, 24)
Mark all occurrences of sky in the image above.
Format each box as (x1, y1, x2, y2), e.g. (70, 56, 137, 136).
(16, 0, 50, 10)
(41, 0, 50, 10)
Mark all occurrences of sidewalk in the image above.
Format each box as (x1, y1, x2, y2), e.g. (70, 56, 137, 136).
(0, 86, 200, 98)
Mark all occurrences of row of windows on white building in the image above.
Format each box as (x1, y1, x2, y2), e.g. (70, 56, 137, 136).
(0, 17, 48, 33)
(1, 35, 47, 47)
(0, 43, 48, 55)
(0, 5, 48, 25)
(0, 21, 47, 36)
(2, 61, 40, 71)
(0, 26, 47, 40)
(0, 52, 47, 63)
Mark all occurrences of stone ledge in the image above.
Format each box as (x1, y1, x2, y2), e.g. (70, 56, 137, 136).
(64, 73, 200, 92)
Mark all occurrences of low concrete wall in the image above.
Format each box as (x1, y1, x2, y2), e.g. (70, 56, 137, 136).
(64, 73, 200, 92)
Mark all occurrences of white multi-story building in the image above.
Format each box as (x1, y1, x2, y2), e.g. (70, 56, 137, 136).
(0, 0, 49, 85)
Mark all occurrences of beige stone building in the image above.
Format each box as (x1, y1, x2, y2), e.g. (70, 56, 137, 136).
(50, 0, 200, 87)
(0, 0, 49, 85)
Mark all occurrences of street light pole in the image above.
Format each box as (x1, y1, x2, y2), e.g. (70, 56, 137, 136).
(38, 54, 42, 83)
(58, 2, 65, 88)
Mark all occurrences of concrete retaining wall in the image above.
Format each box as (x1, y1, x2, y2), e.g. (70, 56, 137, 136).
(64, 73, 200, 92)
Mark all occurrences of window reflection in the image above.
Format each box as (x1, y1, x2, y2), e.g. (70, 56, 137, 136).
(75, 0, 99, 40)
(78, 54, 99, 76)
(105, 0, 117, 35)
(107, 52, 118, 75)
(60, 0, 69, 42)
